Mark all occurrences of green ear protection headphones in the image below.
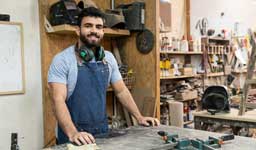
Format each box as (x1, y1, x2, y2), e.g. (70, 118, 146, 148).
(76, 44, 105, 62)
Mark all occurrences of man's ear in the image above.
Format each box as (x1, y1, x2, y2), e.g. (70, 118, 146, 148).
(75, 26, 80, 37)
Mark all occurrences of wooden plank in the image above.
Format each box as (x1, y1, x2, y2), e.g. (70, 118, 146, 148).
(160, 51, 202, 55)
(206, 72, 224, 77)
(142, 97, 156, 117)
(167, 101, 184, 127)
(193, 108, 256, 123)
(185, 0, 190, 40)
(111, 39, 122, 64)
(160, 74, 200, 80)
(245, 79, 256, 85)
(155, 0, 161, 121)
(47, 24, 130, 37)
(246, 102, 256, 109)
(183, 120, 193, 125)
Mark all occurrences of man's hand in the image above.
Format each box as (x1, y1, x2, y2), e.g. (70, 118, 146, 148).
(137, 116, 160, 127)
(69, 131, 95, 146)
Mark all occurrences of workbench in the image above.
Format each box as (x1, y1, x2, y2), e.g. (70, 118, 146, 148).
(46, 125, 256, 150)
(193, 108, 256, 133)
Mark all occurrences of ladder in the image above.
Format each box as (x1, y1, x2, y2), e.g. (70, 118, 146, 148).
(238, 29, 256, 115)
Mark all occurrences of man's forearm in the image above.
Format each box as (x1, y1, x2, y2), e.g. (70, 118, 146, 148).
(53, 100, 78, 138)
(115, 87, 143, 120)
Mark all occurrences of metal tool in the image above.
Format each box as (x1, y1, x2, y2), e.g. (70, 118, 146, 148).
(136, 29, 155, 54)
(11, 133, 19, 150)
(158, 131, 234, 150)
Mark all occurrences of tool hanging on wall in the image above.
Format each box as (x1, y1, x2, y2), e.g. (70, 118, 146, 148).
(136, 29, 155, 54)
(49, 0, 80, 26)
(117, 2, 145, 31)
(195, 18, 208, 36)
(77, 0, 98, 9)
(10, 133, 19, 150)
(104, 9, 126, 29)
(0, 14, 10, 21)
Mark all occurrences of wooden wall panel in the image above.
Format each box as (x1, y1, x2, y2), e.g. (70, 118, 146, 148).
(39, 0, 159, 147)
(115, 0, 160, 119)
(39, 0, 113, 147)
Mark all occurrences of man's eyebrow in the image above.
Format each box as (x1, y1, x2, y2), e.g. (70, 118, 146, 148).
(83, 23, 93, 26)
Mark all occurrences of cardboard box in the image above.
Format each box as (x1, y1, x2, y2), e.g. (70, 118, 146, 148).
(175, 90, 198, 101)
(179, 67, 193, 75)
(224, 65, 232, 75)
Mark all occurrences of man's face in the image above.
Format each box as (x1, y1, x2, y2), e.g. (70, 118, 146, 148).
(78, 16, 104, 48)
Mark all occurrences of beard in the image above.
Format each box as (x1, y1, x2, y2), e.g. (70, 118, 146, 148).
(80, 31, 102, 48)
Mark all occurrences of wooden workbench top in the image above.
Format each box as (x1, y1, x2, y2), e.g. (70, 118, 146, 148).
(193, 108, 256, 123)
(46, 125, 256, 150)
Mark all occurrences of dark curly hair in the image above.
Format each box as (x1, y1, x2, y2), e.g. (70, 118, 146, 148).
(77, 7, 105, 27)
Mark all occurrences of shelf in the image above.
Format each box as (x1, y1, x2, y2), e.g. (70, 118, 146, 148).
(183, 120, 193, 125)
(160, 75, 200, 80)
(232, 70, 256, 74)
(206, 72, 224, 77)
(47, 24, 130, 37)
(177, 98, 196, 102)
(160, 51, 203, 55)
(201, 37, 230, 45)
(208, 37, 230, 42)
(160, 30, 171, 33)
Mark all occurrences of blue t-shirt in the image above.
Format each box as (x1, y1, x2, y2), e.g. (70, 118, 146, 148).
(48, 45, 122, 99)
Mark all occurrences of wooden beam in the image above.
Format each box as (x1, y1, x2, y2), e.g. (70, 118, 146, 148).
(185, 0, 190, 40)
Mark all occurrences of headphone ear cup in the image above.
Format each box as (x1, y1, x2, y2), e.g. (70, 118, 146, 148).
(96, 47, 105, 61)
(79, 47, 94, 62)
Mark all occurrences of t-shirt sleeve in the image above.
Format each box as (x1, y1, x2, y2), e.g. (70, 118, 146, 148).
(48, 55, 68, 84)
(108, 53, 122, 84)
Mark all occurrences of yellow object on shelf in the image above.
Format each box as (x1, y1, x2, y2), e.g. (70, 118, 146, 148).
(160, 61, 164, 69)
(165, 60, 171, 69)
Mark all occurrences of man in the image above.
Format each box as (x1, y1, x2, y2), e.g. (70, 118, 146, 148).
(48, 7, 159, 145)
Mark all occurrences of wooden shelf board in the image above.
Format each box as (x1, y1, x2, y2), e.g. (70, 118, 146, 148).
(47, 24, 130, 37)
(232, 70, 256, 74)
(193, 108, 256, 123)
(160, 30, 171, 33)
(160, 51, 203, 55)
(206, 72, 224, 77)
(183, 120, 193, 125)
(208, 37, 230, 42)
(177, 98, 196, 102)
(160, 75, 200, 80)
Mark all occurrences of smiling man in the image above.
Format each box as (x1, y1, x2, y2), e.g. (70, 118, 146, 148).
(48, 7, 159, 145)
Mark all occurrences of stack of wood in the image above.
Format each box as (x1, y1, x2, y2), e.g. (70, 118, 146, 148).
(247, 89, 256, 104)
(247, 95, 256, 104)
(160, 79, 203, 102)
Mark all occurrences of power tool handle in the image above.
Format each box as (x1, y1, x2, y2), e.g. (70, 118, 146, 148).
(158, 131, 168, 137)
(220, 134, 235, 141)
